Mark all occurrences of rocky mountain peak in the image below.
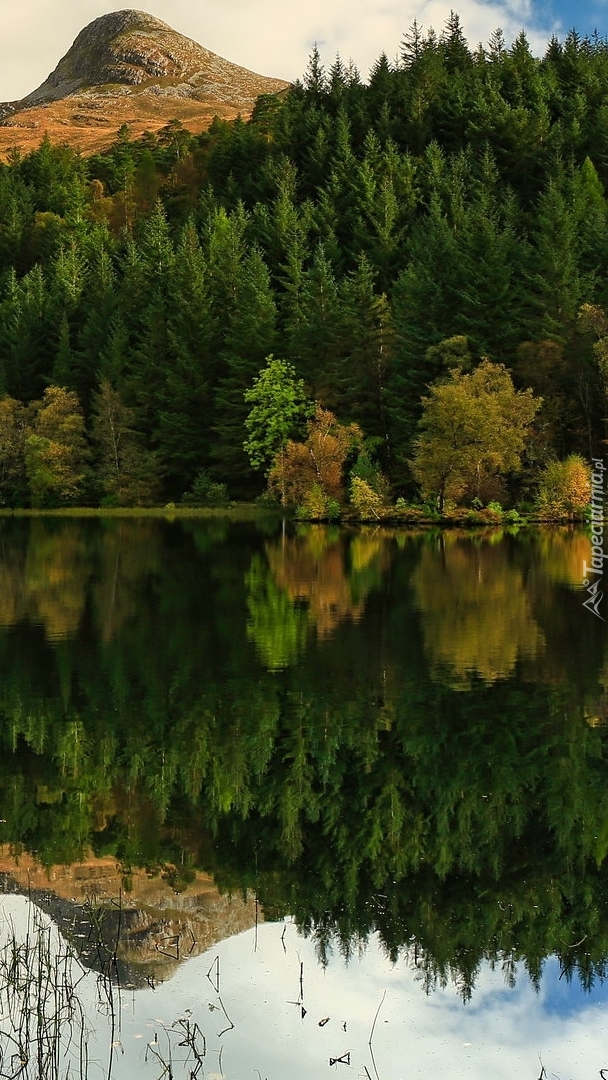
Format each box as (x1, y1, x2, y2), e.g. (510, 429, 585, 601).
(0, 10, 289, 155)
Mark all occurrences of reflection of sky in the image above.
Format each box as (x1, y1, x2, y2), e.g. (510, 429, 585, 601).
(541, 955, 608, 1016)
(2, 896, 607, 1080)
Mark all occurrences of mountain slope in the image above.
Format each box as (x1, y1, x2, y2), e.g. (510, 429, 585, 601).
(0, 10, 289, 155)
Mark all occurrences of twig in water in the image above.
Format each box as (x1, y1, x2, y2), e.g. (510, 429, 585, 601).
(329, 1051, 351, 1066)
(560, 934, 587, 949)
(185, 926, 196, 956)
(216, 995, 235, 1038)
(367, 989, 386, 1080)
(154, 934, 181, 960)
(207, 956, 220, 994)
(369, 990, 386, 1047)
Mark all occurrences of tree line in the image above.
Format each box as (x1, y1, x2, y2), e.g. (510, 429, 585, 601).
(2, 13, 608, 507)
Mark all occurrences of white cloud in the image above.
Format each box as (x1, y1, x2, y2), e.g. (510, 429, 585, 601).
(1, 0, 562, 103)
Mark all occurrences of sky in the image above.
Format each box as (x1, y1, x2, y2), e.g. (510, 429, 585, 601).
(0, 0, 606, 102)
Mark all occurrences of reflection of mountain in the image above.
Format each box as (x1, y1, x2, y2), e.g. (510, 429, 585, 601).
(0, 852, 258, 986)
(412, 534, 544, 686)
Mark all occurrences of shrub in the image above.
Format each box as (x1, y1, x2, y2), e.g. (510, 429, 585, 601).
(182, 470, 229, 507)
(350, 476, 384, 519)
(536, 455, 591, 520)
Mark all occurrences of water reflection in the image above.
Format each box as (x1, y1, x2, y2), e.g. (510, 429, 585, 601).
(1, 897, 606, 1080)
(411, 532, 545, 687)
(0, 516, 606, 1010)
(245, 526, 390, 669)
(0, 520, 91, 641)
(0, 849, 257, 985)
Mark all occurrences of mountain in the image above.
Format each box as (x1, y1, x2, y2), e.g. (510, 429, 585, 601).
(0, 10, 289, 155)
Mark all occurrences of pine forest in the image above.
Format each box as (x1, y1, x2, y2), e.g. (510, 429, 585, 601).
(1, 13, 608, 515)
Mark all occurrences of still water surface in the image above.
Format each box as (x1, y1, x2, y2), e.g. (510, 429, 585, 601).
(0, 516, 606, 1078)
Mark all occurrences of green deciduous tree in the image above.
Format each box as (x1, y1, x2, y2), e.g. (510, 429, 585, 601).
(244, 356, 311, 503)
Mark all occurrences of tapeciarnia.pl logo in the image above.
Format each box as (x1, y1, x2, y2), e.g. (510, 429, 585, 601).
(582, 458, 606, 620)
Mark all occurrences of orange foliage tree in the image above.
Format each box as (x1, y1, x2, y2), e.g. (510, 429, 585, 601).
(269, 406, 362, 512)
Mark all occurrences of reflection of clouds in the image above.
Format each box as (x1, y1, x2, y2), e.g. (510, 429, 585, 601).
(121, 923, 608, 1080)
(1, 900, 605, 1080)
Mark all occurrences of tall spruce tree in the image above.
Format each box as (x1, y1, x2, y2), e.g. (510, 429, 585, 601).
(211, 247, 277, 493)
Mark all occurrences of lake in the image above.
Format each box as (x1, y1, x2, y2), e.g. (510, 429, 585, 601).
(0, 515, 607, 1079)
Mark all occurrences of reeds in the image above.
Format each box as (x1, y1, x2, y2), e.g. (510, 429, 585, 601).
(0, 891, 126, 1080)
(0, 903, 90, 1080)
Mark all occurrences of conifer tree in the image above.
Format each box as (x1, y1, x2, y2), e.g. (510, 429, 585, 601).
(156, 219, 217, 495)
(211, 248, 278, 492)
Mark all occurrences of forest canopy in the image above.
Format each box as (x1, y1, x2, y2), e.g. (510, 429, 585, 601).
(1, 13, 608, 509)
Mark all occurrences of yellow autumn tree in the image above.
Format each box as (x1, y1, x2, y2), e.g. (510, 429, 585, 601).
(25, 386, 88, 507)
(536, 455, 591, 520)
(410, 360, 541, 512)
(0, 396, 27, 506)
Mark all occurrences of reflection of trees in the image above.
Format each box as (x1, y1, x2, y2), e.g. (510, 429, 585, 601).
(92, 520, 162, 643)
(0, 520, 92, 642)
(246, 527, 391, 669)
(267, 527, 367, 637)
(1, 519, 608, 998)
(246, 554, 308, 670)
(0, 523, 27, 628)
(214, 677, 608, 999)
(529, 528, 593, 586)
(24, 522, 91, 642)
(520, 530, 603, 691)
(412, 535, 544, 686)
